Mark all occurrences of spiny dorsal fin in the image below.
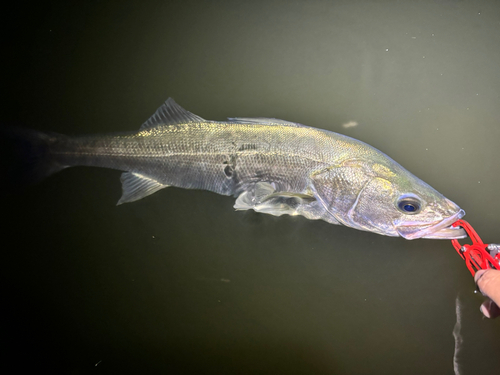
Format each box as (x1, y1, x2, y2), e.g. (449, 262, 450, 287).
(228, 117, 307, 128)
(140, 98, 207, 130)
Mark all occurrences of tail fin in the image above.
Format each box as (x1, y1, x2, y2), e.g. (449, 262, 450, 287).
(0, 127, 67, 192)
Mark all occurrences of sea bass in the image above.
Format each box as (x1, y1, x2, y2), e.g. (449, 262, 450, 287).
(13, 98, 465, 239)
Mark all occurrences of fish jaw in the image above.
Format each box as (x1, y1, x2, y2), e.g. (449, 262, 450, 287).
(394, 209, 466, 240)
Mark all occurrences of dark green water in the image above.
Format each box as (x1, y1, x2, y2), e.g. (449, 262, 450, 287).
(2, 1, 500, 374)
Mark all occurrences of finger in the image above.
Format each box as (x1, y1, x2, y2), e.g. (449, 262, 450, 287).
(474, 269, 486, 284)
(475, 270, 488, 296)
(480, 299, 500, 319)
(474, 269, 500, 305)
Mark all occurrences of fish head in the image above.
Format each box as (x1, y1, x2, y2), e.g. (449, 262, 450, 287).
(312, 159, 466, 240)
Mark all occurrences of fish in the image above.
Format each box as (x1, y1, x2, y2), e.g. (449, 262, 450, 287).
(7, 98, 466, 240)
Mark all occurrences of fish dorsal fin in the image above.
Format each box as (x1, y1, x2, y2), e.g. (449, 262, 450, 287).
(140, 98, 207, 130)
(117, 172, 169, 205)
(228, 117, 307, 128)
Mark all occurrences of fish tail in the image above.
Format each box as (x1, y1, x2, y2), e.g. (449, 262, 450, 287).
(0, 126, 67, 191)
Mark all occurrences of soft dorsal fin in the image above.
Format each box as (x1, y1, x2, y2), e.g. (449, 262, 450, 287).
(228, 117, 307, 128)
(140, 98, 207, 130)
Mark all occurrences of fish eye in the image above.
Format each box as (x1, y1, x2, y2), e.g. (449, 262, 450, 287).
(397, 196, 421, 214)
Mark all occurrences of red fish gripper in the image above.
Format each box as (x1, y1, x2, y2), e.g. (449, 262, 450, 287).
(451, 219, 500, 277)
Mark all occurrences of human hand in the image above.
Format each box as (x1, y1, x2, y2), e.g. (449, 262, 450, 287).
(474, 269, 500, 318)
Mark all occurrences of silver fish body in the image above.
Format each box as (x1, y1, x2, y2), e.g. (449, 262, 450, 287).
(41, 98, 465, 239)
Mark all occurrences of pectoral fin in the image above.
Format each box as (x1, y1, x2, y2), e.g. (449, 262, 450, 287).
(234, 182, 275, 211)
(234, 182, 316, 217)
(118, 172, 169, 205)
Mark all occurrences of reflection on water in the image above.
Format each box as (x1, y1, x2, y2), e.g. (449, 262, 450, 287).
(342, 121, 358, 128)
(453, 295, 463, 375)
(3, 0, 500, 374)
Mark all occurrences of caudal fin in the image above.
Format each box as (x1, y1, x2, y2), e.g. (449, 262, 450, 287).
(0, 126, 67, 192)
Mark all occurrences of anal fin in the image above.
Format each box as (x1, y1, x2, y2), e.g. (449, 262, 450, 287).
(117, 172, 169, 205)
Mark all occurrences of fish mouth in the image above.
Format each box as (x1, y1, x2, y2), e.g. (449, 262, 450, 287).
(395, 209, 467, 240)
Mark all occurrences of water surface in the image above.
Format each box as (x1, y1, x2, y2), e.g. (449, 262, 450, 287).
(3, 1, 500, 374)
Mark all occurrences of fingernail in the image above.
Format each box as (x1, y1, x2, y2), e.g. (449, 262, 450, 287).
(480, 304, 491, 318)
(475, 269, 486, 283)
